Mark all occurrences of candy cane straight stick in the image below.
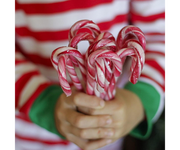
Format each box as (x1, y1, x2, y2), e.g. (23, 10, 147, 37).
(51, 46, 86, 96)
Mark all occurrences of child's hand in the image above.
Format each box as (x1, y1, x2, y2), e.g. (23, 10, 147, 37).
(55, 87, 144, 150)
(78, 88, 145, 144)
(55, 87, 114, 150)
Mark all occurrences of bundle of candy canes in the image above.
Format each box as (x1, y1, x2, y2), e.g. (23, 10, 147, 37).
(51, 20, 146, 101)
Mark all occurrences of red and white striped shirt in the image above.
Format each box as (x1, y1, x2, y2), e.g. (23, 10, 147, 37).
(15, 0, 165, 149)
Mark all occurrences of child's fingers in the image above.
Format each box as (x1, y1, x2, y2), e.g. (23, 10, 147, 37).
(64, 91, 105, 110)
(77, 98, 123, 115)
(72, 92, 105, 109)
(85, 138, 113, 150)
(69, 126, 114, 139)
(66, 134, 112, 150)
(65, 108, 112, 128)
(65, 134, 88, 149)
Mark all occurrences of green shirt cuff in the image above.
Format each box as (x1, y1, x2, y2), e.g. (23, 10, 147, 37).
(29, 85, 65, 139)
(124, 81, 160, 140)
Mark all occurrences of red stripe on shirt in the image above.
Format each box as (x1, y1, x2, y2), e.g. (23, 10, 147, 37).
(146, 49, 165, 55)
(19, 82, 51, 117)
(12, 60, 27, 66)
(26, 54, 53, 67)
(15, 0, 113, 14)
(15, 134, 69, 145)
(145, 60, 165, 81)
(131, 12, 165, 22)
(16, 114, 32, 123)
(16, 27, 69, 41)
(15, 14, 127, 41)
(145, 32, 165, 36)
(145, 50, 165, 56)
(12, 71, 39, 108)
(98, 14, 127, 31)
(146, 41, 165, 44)
(140, 74, 165, 92)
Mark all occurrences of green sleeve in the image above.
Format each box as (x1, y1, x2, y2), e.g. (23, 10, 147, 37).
(124, 81, 161, 140)
(29, 85, 65, 139)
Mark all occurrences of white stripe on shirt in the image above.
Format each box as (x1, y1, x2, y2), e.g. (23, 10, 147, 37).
(131, 0, 165, 16)
(134, 19, 165, 33)
(18, 75, 49, 108)
(15, 0, 129, 31)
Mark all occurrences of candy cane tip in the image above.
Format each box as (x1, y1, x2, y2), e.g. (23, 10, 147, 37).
(66, 93, 72, 97)
(130, 77, 138, 84)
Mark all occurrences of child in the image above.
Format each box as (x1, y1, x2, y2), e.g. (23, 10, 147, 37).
(15, 0, 165, 149)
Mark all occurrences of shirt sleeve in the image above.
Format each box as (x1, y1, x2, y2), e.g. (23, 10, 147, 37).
(15, 44, 64, 139)
(12, 0, 63, 138)
(124, 0, 165, 139)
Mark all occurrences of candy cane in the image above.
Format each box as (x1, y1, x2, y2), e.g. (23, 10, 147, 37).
(85, 37, 116, 98)
(68, 19, 101, 68)
(105, 26, 146, 100)
(117, 25, 146, 50)
(51, 46, 86, 96)
(68, 32, 95, 48)
(116, 25, 146, 84)
(68, 20, 101, 41)
(86, 48, 122, 99)
(106, 39, 145, 100)
(68, 32, 95, 66)
(117, 39, 145, 84)
(94, 31, 115, 43)
(85, 38, 117, 60)
(51, 20, 146, 101)
(93, 32, 117, 97)
(85, 34, 116, 74)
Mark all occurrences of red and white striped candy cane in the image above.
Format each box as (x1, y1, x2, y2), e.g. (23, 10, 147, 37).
(51, 46, 86, 96)
(68, 32, 95, 48)
(106, 39, 145, 100)
(105, 25, 146, 100)
(94, 31, 115, 43)
(68, 20, 101, 41)
(117, 39, 145, 84)
(85, 37, 117, 98)
(68, 32, 95, 66)
(50, 20, 146, 101)
(117, 25, 146, 50)
(85, 33, 116, 72)
(86, 48, 122, 99)
(116, 25, 146, 84)
(93, 32, 117, 99)
(68, 20, 101, 68)
(85, 38, 117, 60)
